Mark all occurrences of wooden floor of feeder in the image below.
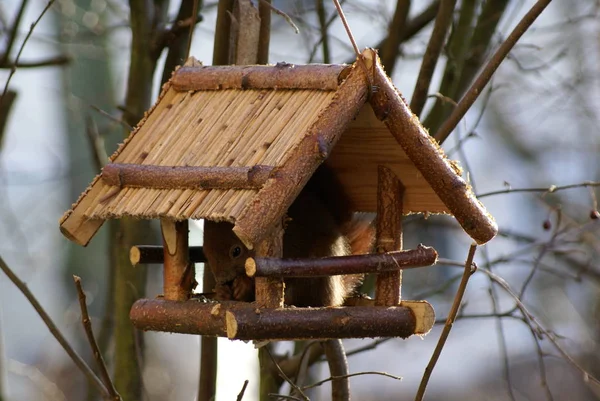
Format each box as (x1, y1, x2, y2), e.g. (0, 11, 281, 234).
(130, 298, 435, 340)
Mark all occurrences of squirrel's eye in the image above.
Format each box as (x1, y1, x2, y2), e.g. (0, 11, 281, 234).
(230, 245, 242, 259)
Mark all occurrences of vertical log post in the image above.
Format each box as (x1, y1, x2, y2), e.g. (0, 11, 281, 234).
(254, 222, 284, 308)
(375, 165, 405, 306)
(161, 219, 193, 301)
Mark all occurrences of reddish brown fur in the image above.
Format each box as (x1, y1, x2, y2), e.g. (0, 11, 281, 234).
(203, 165, 374, 307)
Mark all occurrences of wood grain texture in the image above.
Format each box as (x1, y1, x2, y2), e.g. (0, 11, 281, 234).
(328, 105, 449, 213)
(161, 219, 193, 301)
(375, 166, 404, 306)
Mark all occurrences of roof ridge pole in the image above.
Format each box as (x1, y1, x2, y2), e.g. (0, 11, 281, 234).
(161, 219, 194, 301)
(375, 165, 405, 306)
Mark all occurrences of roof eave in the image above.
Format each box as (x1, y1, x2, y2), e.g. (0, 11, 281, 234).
(364, 48, 498, 244)
(233, 60, 371, 249)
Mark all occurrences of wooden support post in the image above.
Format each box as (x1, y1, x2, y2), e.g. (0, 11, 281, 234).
(254, 223, 284, 308)
(375, 165, 405, 306)
(161, 219, 194, 301)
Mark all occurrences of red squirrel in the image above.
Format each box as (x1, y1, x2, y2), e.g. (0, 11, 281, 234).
(203, 164, 374, 307)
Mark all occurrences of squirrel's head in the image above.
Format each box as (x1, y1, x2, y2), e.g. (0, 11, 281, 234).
(203, 220, 252, 285)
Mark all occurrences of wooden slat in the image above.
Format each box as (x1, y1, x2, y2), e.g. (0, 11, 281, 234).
(328, 105, 449, 213)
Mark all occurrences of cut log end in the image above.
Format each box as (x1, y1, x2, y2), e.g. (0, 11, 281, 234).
(402, 300, 435, 335)
(130, 246, 141, 266)
(245, 258, 257, 277)
(225, 311, 238, 339)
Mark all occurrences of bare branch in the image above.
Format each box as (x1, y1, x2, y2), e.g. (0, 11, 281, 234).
(0, 55, 70, 69)
(266, 347, 309, 401)
(415, 244, 477, 401)
(410, 0, 457, 117)
(1, 0, 57, 110)
(73, 276, 121, 401)
(434, 0, 553, 144)
(0, 255, 109, 398)
(321, 340, 349, 401)
(236, 380, 249, 401)
(480, 267, 600, 387)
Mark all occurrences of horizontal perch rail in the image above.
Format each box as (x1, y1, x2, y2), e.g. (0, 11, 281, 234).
(102, 163, 274, 190)
(130, 245, 206, 265)
(130, 299, 434, 340)
(245, 244, 437, 278)
(131, 298, 227, 337)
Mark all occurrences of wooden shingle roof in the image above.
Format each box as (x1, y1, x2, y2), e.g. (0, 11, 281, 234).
(60, 49, 497, 248)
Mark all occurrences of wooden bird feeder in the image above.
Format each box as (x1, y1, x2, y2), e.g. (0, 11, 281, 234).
(59, 49, 497, 341)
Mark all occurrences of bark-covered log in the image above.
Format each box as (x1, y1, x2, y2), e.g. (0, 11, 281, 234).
(375, 165, 404, 305)
(130, 299, 435, 339)
(225, 305, 417, 340)
(130, 298, 228, 336)
(245, 245, 437, 278)
(130, 245, 206, 265)
(171, 64, 349, 91)
(102, 163, 273, 190)
(161, 219, 193, 301)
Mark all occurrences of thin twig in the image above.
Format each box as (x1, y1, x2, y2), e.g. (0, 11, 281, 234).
(344, 338, 393, 358)
(73, 276, 121, 401)
(84, 115, 108, 171)
(415, 244, 478, 401)
(268, 394, 303, 401)
(331, 0, 360, 57)
(291, 341, 321, 391)
(434, 0, 553, 143)
(480, 268, 600, 387)
(478, 181, 600, 198)
(266, 347, 309, 401)
(236, 380, 249, 401)
(410, 0, 458, 117)
(486, 250, 517, 401)
(303, 371, 402, 390)
(89, 104, 133, 131)
(0, 55, 71, 69)
(0, 255, 110, 398)
(1, 0, 57, 109)
(259, 0, 299, 34)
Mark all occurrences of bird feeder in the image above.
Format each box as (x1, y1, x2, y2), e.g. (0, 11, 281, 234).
(60, 49, 497, 341)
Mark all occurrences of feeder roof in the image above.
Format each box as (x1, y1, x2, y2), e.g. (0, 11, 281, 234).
(60, 49, 497, 248)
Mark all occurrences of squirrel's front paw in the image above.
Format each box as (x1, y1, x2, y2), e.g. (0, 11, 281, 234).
(232, 276, 255, 302)
(214, 284, 233, 301)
